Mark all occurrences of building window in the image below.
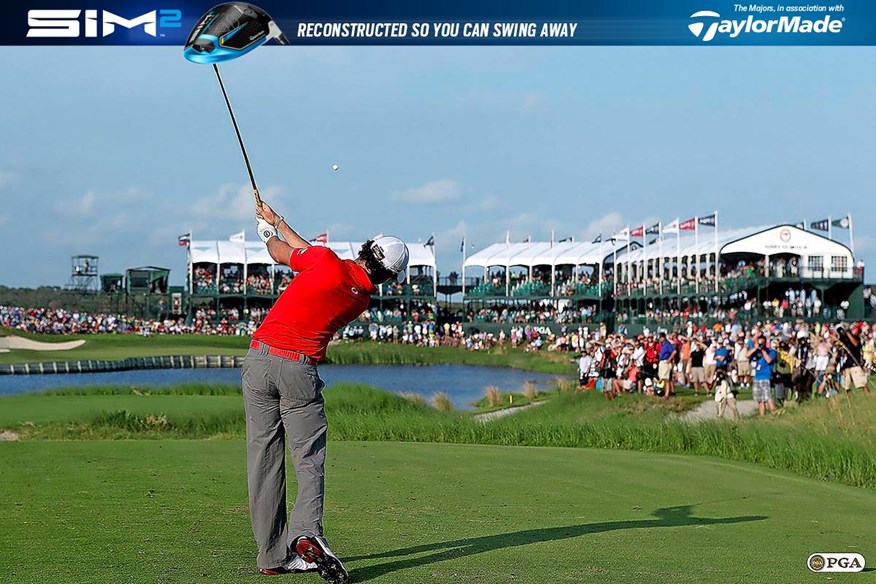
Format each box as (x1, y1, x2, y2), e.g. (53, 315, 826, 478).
(830, 256, 848, 273)
(808, 256, 824, 273)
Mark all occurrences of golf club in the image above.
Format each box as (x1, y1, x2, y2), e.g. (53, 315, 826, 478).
(183, 2, 289, 207)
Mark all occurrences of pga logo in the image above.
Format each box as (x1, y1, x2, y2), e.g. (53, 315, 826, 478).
(27, 8, 182, 38)
(808, 553, 866, 573)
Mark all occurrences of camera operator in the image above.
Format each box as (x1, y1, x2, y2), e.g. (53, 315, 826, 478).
(773, 339, 794, 406)
(836, 323, 871, 394)
(747, 334, 777, 416)
(791, 329, 815, 401)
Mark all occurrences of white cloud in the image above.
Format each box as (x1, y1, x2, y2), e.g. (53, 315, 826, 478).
(394, 179, 461, 205)
(53, 188, 146, 219)
(188, 183, 284, 224)
(324, 222, 355, 240)
(185, 183, 283, 239)
(479, 196, 500, 211)
(521, 91, 551, 111)
(583, 212, 625, 240)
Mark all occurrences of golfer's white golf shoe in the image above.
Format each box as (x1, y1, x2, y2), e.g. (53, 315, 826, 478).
(259, 553, 317, 575)
(295, 535, 350, 584)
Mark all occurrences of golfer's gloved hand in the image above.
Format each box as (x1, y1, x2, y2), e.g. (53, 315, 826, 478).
(257, 217, 278, 243)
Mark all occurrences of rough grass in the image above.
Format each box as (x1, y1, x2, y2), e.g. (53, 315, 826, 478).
(2, 383, 876, 489)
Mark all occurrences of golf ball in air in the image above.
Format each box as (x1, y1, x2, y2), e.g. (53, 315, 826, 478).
(332, 164, 339, 171)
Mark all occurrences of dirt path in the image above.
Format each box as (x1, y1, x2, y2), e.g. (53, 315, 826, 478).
(473, 401, 545, 423)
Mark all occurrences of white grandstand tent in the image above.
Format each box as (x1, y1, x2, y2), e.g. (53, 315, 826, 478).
(187, 238, 437, 295)
(463, 239, 639, 296)
(461, 223, 857, 299)
(721, 225, 855, 278)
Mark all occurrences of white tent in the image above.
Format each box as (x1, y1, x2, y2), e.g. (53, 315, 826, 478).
(188, 238, 437, 295)
(721, 225, 854, 279)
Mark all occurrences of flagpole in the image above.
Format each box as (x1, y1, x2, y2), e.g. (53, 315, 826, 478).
(675, 219, 681, 295)
(461, 236, 467, 296)
(431, 234, 437, 294)
(188, 229, 193, 297)
(714, 210, 719, 293)
(828, 216, 832, 240)
(625, 226, 631, 296)
(612, 241, 618, 297)
(658, 222, 663, 294)
(598, 236, 604, 293)
(642, 228, 647, 294)
(694, 217, 699, 295)
(848, 213, 855, 256)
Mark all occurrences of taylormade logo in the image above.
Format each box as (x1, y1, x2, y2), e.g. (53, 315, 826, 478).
(688, 10, 843, 42)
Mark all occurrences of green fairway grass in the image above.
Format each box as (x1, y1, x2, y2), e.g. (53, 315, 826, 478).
(3, 384, 875, 489)
(1, 440, 873, 584)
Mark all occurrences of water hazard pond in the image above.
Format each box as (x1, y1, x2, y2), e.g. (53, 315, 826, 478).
(0, 365, 571, 409)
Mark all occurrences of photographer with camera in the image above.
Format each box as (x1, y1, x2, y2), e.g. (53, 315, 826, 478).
(747, 334, 777, 416)
(836, 323, 871, 395)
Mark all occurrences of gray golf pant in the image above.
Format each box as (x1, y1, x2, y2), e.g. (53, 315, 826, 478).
(242, 344, 327, 569)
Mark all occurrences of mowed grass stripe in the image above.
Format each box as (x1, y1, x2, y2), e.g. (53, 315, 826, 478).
(1, 440, 873, 584)
(3, 384, 876, 489)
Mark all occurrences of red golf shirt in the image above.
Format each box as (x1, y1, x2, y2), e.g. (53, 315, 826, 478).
(253, 246, 375, 361)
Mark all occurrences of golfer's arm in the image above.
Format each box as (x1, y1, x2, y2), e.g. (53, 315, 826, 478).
(266, 237, 294, 266)
(276, 219, 310, 249)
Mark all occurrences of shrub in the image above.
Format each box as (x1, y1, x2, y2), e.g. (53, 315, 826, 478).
(431, 392, 454, 412)
(485, 385, 503, 407)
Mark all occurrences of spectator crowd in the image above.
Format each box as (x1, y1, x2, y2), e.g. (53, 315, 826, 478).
(3, 302, 874, 417)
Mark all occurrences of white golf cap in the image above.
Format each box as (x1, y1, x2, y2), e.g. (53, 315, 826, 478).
(370, 235, 409, 282)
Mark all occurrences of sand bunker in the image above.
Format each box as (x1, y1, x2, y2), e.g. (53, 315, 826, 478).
(0, 336, 86, 352)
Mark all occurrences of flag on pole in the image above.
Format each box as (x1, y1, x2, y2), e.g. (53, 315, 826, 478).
(646, 223, 660, 235)
(591, 234, 602, 244)
(698, 214, 716, 227)
(680, 217, 697, 231)
(810, 219, 830, 232)
(630, 225, 644, 238)
(612, 227, 630, 241)
(311, 232, 329, 243)
(229, 230, 245, 242)
(425, 235, 435, 246)
(460, 237, 466, 253)
(832, 216, 851, 229)
(178, 233, 191, 247)
(663, 219, 679, 234)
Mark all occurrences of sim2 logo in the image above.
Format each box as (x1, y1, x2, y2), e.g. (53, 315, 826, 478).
(807, 553, 865, 573)
(688, 10, 843, 42)
(27, 8, 182, 38)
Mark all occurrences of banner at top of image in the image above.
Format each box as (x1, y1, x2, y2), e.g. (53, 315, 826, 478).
(7, 0, 875, 46)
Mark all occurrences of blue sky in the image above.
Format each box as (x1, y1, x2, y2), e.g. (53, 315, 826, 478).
(1, 46, 874, 287)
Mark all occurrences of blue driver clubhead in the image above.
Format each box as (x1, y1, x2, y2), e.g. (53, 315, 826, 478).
(184, 2, 288, 64)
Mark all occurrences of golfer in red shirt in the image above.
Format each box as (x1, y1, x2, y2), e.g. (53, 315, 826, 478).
(244, 201, 409, 583)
